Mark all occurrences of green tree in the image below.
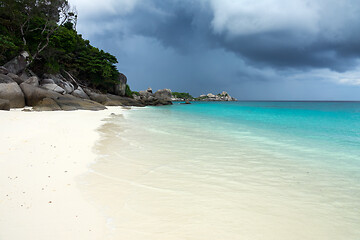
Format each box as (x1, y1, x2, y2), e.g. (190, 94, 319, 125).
(0, 35, 19, 63)
(0, 1, 126, 94)
(172, 92, 193, 99)
(0, 0, 76, 65)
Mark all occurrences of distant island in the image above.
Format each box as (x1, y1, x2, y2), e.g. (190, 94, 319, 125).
(171, 91, 237, 102)
(131, 88, 237, 104)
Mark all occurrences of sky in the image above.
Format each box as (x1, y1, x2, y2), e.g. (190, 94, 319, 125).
(69, 0, 360, 100)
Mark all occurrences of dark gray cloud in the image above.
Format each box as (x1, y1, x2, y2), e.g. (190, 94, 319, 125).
(70, 0, 360, 100)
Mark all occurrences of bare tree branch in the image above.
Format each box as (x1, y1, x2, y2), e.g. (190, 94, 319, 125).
(23, 0, 76, 66)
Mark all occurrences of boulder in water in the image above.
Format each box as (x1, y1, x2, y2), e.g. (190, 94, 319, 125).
(154, 89, 172, 102)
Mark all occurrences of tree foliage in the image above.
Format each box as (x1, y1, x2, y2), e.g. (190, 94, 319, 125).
(0, 1, 122, 92)
(172, 92, 193, 99)
(125, 84, 133, 97)
(0, 0, 77, 64)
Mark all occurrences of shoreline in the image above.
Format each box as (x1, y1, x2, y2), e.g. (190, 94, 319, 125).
(79, 103, 360, 239)
(0, 107, 125, 240)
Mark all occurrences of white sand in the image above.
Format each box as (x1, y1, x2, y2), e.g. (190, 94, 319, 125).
(0, 107, 124, 240)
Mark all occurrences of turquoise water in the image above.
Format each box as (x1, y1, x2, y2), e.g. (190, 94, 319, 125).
(132, 101, 360, 171)
(87, 102, 360, 239)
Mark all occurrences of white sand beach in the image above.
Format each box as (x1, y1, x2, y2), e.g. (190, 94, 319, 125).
(0, 107, 124, 240)
(1, 105, 360, 240)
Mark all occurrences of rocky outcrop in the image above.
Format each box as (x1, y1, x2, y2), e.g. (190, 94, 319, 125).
(0, 54, 173, 110)
(54, 96, 106, 111)
(113, 73, 127, 96)
(41, 83, 66, 94)
(20, 83, 106, 111)
(106, 94, 145, 107)
(83, 88, 109, 104)
(33, 98, 62, 111)
(146, 87, 153, 93)
(154, 89, 172, 101)
(138, 88, 172, 106)
(3, 51, 29, 74)
(207, 93, 216, 98)
(139, 87, 153, 99)
(139, 89, 152, 99)
(0, 99, 10, 111)
(42, 74, 74, 94)
(61, 70, 79, 90)
(0, 76, 25, 108)
(81, 88, 145, 107)
(71, 86, 90, 99)
(61, 82, 74, 94)
(0, 66, 9, 75)
(14, 70, 153, 110)
(7, 73, 24, 85)
(20, 82, 62, 106)
(24, 76, 40, 87)
(197, 91, 237, 101)
(220, 91, 237, 101)
(19, 69, 36, 82)
(0, 74, 14, 84)
(41, 78, 55, 84)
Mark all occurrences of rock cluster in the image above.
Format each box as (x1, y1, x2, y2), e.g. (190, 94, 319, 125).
(133, 88, 173, 106)
(0, 52, 172, 111)
(0, 74, 25, 108)
(198, 91, 237, 101)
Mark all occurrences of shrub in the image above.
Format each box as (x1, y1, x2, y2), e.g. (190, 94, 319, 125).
(172, 92, 193, 99)
(125, 84, 132, 97)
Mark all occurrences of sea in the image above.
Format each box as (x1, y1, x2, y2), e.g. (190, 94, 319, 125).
(82, 101, 360, 240)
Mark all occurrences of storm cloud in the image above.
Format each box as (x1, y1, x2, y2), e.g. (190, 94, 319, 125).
(69, 0, 360, 100)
